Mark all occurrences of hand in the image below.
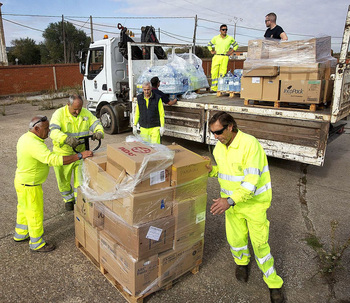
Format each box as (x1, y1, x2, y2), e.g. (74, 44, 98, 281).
(210, 198, 231, 215)
(81, 150, 93, 159)
(202, 156, 212, 173)
(65, 136, 80, 148)
(211, 50, 216, 55)
(92, 132, 103, 141)
(133, 125, 137, 135)
(160, 127, 165, 136)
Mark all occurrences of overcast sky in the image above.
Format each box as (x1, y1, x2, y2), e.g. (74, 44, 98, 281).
(1, 0, 349, 53)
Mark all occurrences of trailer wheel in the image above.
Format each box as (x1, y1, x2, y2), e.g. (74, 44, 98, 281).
(100, 105, 118, 134)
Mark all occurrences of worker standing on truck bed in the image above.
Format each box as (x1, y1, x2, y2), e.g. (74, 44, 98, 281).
(207, 24, 239, 92)
(14, 115, 93, 252)
(151, 76, 177, 106)
(49, 94, 104, 211)
(264, 12, 288, 40)
(133, 81, 165, 144)
(205, 111, 285, 303)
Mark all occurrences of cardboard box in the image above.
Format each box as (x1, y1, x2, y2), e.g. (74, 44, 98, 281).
(279, 63, 325, 81)
(240, 76, 263, 100)
(174, 174, 208, 201)
(247, 39, 276, 60)
(173, 194, 207, 249)
(76, 187, 105, 228)
(111, 187, 174, 225)
(167, 144, 209, 186)
(107, 141, 173, 177)
(262, 76, 280, 101)
(103, 211, 175, 259)
(100, 231, 158, 297)
(158, 240, 204, 287)
(279, 80, 325, 103)
(243, 64, 279, 77)
(85, 219, 100, 263)
(74, 208, 85, 247)
(83, 151, 107, 177)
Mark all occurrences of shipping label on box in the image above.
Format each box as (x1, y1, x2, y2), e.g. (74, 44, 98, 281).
(100, 231, 158, 297)
(158, 239, 204, 287)
(280, 80, 324, 103)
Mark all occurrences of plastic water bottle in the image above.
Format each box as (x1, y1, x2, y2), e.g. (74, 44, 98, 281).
(218, 77, 224, 91)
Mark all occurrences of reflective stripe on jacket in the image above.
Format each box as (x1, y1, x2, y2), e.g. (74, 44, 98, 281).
(15, 132, 63, 185)
(50, 105, 104, 156)
(207, 34, 239, 53)
(209, 130, 272, 208)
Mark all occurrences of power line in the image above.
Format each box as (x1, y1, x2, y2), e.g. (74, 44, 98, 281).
(3, 18, 44, 32)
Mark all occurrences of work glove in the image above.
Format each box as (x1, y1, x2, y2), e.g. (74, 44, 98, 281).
(92, 132, 103, 141)
(133, 125, 138, 135)
(65, 136, 80, 149)
(160, 127, 165, 136)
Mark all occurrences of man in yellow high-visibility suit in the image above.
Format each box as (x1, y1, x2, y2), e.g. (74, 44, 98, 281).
(133, 81, 165, 144)
(14, 115, 93, 252)
(50, 94, 104, 211)
(208, 24, 239, 92)
(205, 111, 285, 303)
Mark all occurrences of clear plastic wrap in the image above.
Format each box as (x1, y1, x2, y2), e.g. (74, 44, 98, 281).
(244, 36, 337, 77)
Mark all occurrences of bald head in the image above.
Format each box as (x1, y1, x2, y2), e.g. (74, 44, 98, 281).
(29, 115, 50, 139)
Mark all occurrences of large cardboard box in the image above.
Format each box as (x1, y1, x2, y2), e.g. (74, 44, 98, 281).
(100, 231, 158, 297)
(262, 76, 280, 101)
(279, 80, 325, 103)
(279, 63, 326, 81)
(246, 39, 275, 60)
(107, 141, 173, 177)
(84, 151, 107, 177)
(167, 144, 209, 186)
(174, 174, 208, 201)
(103, 212, 175, 259)
(240, 76, 263, 100)
(158, 240, 204, 287)
(111, 187, 174, 225)
(74, 208, 85, 247)
(243, 64, 279, 77)
(76, 187, 105, 228)
(173, 194, 207, 249)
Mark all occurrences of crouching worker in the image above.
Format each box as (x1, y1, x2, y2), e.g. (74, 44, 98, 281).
(133, 81, 165, 144)
(14, 115, 93, 252)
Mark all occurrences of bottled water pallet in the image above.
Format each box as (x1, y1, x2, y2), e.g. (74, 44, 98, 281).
(75, 238, 200, 303)
(243, 99, 324, 112)
(216, 91, 240, 98)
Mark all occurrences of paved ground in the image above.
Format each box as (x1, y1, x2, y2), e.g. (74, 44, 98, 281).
(0, 98, 349, 303)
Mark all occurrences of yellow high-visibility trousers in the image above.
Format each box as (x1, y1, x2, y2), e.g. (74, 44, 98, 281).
(140, 127, 161, 144)
(225, 207, 284, 289)
(211, 55, 229, 91)
(53, 160, 82, 205)
(14, 182, 46, 250)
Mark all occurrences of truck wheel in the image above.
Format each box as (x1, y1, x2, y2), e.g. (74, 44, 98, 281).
(100, 105, 118, 134)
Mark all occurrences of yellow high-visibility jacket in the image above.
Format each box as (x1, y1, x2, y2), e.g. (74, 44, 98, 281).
(207, 34, 239, 54)
(15, 131, 63, 185)
(50, 105, 104, 156)
(209, 130, 272, 211)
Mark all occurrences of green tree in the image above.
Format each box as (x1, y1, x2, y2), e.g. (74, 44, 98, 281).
(8, 38, 41, 65)
(42, 21, 91, 64)
(165, 46, 211, 58)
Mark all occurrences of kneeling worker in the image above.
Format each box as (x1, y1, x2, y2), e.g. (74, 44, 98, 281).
(14, 115, 93, 252)
(133, 81, 165, 144)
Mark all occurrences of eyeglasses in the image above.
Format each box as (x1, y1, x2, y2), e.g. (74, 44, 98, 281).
(221, 28, 228, 31)
(211, 125, 228, 135)
(32, 116, 47, 127)
(265, 20, 270, 23)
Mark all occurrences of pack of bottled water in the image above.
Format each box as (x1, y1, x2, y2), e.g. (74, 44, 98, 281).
(217, 69, 243, 92)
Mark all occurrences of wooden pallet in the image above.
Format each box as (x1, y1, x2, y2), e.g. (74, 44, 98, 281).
(244, 99, 325, 112)
(217, 91, 240, 98)
(75, 238, 200, 303)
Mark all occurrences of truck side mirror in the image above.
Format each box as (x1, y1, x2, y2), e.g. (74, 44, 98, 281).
(79, 62, 86, 75)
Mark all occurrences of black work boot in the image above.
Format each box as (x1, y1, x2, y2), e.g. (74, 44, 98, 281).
(65, 201, 74, 211)
(235, 265, 249, 282)
(33, 243, 56, 253)
(269, 288, 285, 303)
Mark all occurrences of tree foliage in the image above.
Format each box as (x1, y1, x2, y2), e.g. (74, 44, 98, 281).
(165, 46, 211, 58)
(8, 38, 41, 65)
(41, 21, 91, 64)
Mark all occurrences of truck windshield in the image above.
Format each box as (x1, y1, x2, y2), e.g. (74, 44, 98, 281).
(87, 47, 104, 79)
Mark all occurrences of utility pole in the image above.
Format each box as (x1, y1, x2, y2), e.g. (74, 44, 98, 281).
(192, 15, 197, 54)
(158, 28, 160, 41)
(231, 17, 243, 40)
(0, 3, 8, 66)
(62, 15, 67, 63)
(90, 15, 94, 43)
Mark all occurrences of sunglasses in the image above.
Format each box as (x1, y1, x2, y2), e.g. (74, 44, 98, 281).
(265, 20, 270, 23)
(32, 116, 48, 127)
(221, 28, 228, 31)
(211, 125, 228, 135)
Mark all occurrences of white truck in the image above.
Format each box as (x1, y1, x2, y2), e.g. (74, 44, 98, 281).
(80, 8, 350, 166)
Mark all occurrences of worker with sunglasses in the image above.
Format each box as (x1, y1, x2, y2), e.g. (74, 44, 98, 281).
(14, 115, 93, 252)
(205, 111, 285, 303)
(207, 24, 239, 92)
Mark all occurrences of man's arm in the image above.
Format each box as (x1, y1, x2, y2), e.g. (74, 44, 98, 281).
(134, 104, 140, 126)
(86, 110, 104, 137)
(208, 36, 216, 55)
(49, 109, 68, 146)
(280, 32, 288, 41)
(158, 98, 165, 127)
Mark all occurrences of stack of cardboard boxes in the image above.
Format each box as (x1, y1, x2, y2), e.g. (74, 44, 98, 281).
(74, 141, 209, 298)
(241, 36, 336, 104)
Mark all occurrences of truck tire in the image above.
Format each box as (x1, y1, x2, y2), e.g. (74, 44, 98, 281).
(100, 105, 118, 134)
